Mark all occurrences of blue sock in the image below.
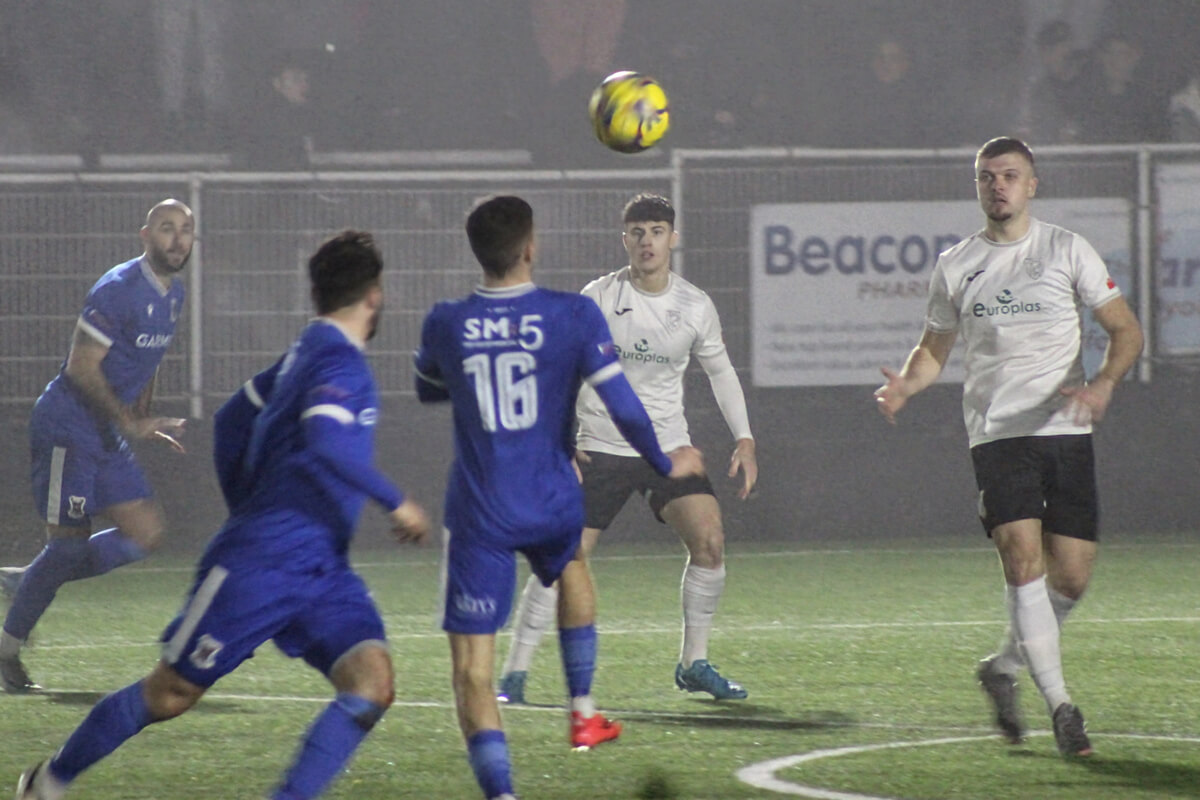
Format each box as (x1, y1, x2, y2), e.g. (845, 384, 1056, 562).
(467, 729, 513, 800)
(272, 693, 385, 800)
(3, 538, 92, 640)
(559, 624, 597, 698)
(49, 681, 153, 784)
(87, 528, 148, 575)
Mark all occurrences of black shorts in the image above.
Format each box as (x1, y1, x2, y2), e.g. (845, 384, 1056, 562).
(970, 434, 1099, 541)
(578, 451, 715, 529)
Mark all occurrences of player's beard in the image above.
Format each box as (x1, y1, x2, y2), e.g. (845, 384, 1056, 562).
(146, 243, 192, 274)
(983, 197, 1013, 223)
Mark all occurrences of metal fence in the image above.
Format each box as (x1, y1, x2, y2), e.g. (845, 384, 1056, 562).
(1, 144, 1197, 415)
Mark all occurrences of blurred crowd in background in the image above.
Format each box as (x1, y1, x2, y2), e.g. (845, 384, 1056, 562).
(1, 0, 1199, 169)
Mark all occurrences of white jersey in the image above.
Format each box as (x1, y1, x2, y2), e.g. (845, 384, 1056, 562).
(576, 266, 752, 456)
(926, 217, 1122, 447)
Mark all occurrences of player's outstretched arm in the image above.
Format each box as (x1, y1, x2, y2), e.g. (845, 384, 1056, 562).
(875, 329, 956, 424)
(592, 370, 673, 476)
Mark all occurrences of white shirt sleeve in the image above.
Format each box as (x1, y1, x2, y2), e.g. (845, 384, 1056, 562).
(924, 258, 960, 333)
(1071, 234, 1122, 310)
(694, 295, 753, 441)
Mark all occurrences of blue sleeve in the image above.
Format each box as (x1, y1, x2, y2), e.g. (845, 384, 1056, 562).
(592, 372, 672, 476)
(301, 350, 404, 512)
(414, 307, 451, 403)
(305, 415, 404, 511)
(212, 358, 282, 509)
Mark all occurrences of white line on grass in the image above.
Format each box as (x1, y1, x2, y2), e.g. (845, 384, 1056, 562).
(114, 538, 1200, 575)
(25, 613, 1200, 651)
(736, 733, 1200, 799)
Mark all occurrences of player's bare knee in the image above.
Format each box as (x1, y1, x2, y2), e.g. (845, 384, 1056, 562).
(331, 643, 394, 706)
(453, 661, 494, 696)
(685, 533, 725, 569)
(144, 667, 204, 721)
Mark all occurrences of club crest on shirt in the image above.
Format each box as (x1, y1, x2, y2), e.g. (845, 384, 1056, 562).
(1023, 257, 1044, 280)
(189, 633, 224, 670)
(170, 298, 179, 322)
(67, 495, 87, 519)
(665, 309, 682, 332)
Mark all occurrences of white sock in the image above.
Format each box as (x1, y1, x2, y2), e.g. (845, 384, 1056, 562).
(991, 585, 1024, 675)
(1011, 576, 1071, 712)
(570, 694, 596, 718)
(34, 766, 67, 800)
(680, 563, 725, 667)
(0, 630, 23, 659)
(501, 575, 557, 674)
(994, 583, 1080, 675)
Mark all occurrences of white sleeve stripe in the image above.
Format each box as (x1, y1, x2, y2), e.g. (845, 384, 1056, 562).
(585, 362, 623, 386)
(414, 366, 446, 388)
(242, 379, 265, 408)
(301, 404, 356, 424)
(76, 317, 113, 348)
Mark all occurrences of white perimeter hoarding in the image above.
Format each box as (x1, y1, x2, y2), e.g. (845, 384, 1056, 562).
(750, 198, 1132, 387)
(1156, 162, 1200, 355)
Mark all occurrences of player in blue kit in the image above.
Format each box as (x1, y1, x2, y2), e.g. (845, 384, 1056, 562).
(414, 195, 703, 800)
(0, 200, 193, 694)
(16, 230, 430, 800)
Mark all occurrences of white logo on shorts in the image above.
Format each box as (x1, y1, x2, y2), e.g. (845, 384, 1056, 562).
(189, 634, 224, 670)
(454, 592, 497, 618)
(67, 496, 87, 519)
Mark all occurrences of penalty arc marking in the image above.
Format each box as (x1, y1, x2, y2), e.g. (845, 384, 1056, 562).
(735, 733, 1200, 799)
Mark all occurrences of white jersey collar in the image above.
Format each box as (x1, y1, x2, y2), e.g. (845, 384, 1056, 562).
(138, 256, 172, 297)
(622, 265, 673, 297)
(474, 282, 537, 298)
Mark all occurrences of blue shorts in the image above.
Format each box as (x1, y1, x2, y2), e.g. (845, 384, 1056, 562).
(440, 524, 581, 635)
(30, 402, 150, 527)
(160, 562, 386, 687)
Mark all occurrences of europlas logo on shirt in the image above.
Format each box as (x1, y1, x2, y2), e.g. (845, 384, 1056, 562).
(615, 340, 670, 365)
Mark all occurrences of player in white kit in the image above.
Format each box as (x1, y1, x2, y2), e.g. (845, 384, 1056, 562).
(497, 193, 757, 702)
(875, 137, 1143, 757)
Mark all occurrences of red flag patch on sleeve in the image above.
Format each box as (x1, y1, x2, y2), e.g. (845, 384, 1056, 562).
(1106, 278, 1116, 289)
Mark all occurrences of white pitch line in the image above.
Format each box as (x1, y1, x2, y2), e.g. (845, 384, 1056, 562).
(110, 538, 1200, 576)
(23, 614, 1200, 652)
(736, 733, 1200, 799)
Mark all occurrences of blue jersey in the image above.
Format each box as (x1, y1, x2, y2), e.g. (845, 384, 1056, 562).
(414, 284, 670, 545)
(212, 358, 282, 511)
(201, 320, 402, 572)
(38, 256, 184, 440)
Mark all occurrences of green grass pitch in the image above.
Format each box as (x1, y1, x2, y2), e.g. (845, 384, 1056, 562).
(1, 532, 1198, 799)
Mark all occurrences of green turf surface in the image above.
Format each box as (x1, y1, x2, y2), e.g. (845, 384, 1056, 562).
(2, 533, 1198, 799)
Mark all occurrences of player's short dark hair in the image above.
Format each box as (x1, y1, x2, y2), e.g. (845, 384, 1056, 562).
(623, 193, 675, 227)
(976, 136, 1035, 169)
(308, 230, 383, 314)
(465, 195, 533, 278)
